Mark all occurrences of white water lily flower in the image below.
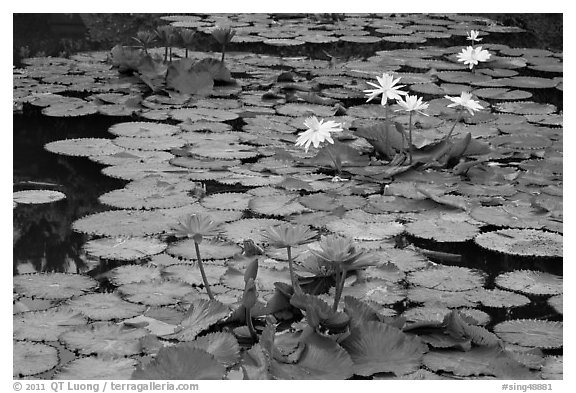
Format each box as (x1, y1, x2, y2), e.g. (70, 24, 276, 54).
(456, 46, 491, 69)
(295, 116, 343, 152)
(395, 95, 430, 116)
(364, 72, 408, 105)
(466, 30, 483, 43)
(445, 92, 484, 115)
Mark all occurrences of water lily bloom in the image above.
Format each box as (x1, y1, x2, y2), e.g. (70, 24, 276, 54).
(395, 95, 430, 116)
(445, 92, 484, 115)
(211, 25, 236, 45)
(310, 235, 372, 269)
(364, 72, 408, 105)
(262, 223, 317, 248)
(172, 213, 221, 244)
(466, 30, 483, 43)
(456, 46, 491, 69)
(295, 116, 343, 152)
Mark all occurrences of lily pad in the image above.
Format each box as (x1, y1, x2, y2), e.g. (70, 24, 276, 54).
(495, 270, 562, 296)
(341, 321, 427, 376)
(249, 194, 308, 216)
(474, 229, 562, 257)
(109, 264, 163, 285)
(14, 341, 58, 377)
(408, 265, 485, 292)
(165, 298, 231, 341)
(67, 292, 146, 321)
(326, 218, 404, 241)
(72, 210, 172, 237)
(167, 239, 242, 261)
(54, 357, 138, 380)
(84, 237, 167, 261)
(201, 192, 252, 211)
(45, 138, 124, 157)
(108, 121, 181, 137)
(118, 280, 198, 306)
(183, 332, 240, 367)
(405, 219, 480, 243)
(14, 273, 98, 300)
(59, 322, 148, 357)
(132, 346, 225, 379)
(494, 320, 562, 349)
(13, 307, 87, 341)
(13, 190, 66, 205)
(223, 218, 284, 244)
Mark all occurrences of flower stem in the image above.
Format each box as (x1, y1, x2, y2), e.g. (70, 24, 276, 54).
(325, 145, 341, 175)
(221, 45, 226, 63)
(408, 111, 413, 164)
(287, 246, 299, 293)
(194, 241, 214, 300)
(444, 108, 463, 143)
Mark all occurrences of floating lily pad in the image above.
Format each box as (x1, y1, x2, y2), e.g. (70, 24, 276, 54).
(495, 270, 562, 296)
(45, 138, 124, 157)
(467, 288, 531, 308)
(470, 205, 543, 229)
(406, 219, 479, 243)
(14, 341, 58, 377)
(118, 280, 197, 306)
(90, 150, 174, 166)
(339, 280, 406, 306)
(249, 194, 308, 216)
(201, 192, 252, 211)
(326, 218, 404, 241)
(494, 320, 562, 349)
(13, 307, 87, 341)
(222, 218, 284, 244)
(474, 229, 562, 257)
(171, 107, 239, 122)
(13, 190, 66, 205)
(109, 264, 163, 285)
(494, 101, 557, 115)
(407, 287, 477, 308)
(541, 356, 563, 380)
(42, 102, 99, 117)
(13, 297, 56, 314)
(108, 121, 181, 137)
(113, 135, 186, 151)
(84, 237, 167, 261)
(14, 273, 98, 300)
(341, 321, 427, 376)
(501, 76, 559, 89)
(99, 186, 197, 210)
(59, 322, 148, 356)
(73, 210, 172, 237)
(67, 292, 146, 320)
(408, 265, 485, 291)
(54, 357, 138, 380)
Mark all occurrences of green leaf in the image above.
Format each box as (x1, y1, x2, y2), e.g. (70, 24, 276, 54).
(132, 346, 225, 379)
(341, 321, 427, 376)
(166, 58, 214, 95)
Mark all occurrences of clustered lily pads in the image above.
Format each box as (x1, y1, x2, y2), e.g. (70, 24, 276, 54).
(14, 12, 562, 381)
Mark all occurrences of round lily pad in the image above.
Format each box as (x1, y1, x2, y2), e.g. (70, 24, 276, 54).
(408, 265, 485, 292)
(45, 138, 124, 157)
(113, 135, 186, 151)
(42, 102, 99, 117)
(407, 287, 477, 308)
(167, 239, 241, 261)
(84, 237, 167, 261)
(67, 292, 146, 320)
(405, 219, 480, 243)
(14, 341, 58, 377)
(108, 121, 181, 138)
(99, 186, 197, 210)
(13, 307, 87, 341)
(474, 229, 562, 258)
(467, 288, 531, 308)
(339, 280, 406, 306)
(493, 101, 557, 115)
(118, 280, 198, 306)
(59, 322, 148, 356)
(13, 190, 66, 205)
(494, 319, 562, 349)
(201, 192, 252, 211)
(495, 270, 562, 296)
(501, 76, 559, 89)
(222, 218, 284, 244)
(73, 210, 172, 237)
(109, 265, 163, 285)
(54, 357, 138, 380)
(14, 273, 98, 300)
(470, 205, 543, 229)
(249, 194, 308, 216)
(326, 218, 404, 241)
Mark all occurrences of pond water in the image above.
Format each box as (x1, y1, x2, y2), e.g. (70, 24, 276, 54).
(13, 13, 562, 380)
